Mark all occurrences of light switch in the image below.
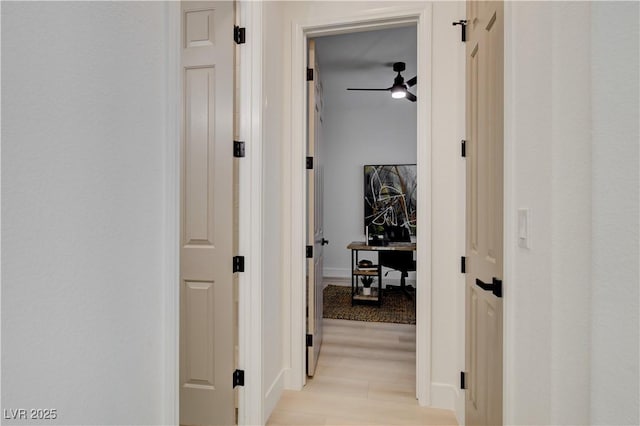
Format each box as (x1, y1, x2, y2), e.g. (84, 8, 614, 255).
(518, 208, 529, 249)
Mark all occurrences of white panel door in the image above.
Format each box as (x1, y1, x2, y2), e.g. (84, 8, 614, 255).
(307, 39, 325, 377)
(465, 2, 504, 425)
(180, 2, 235, 425)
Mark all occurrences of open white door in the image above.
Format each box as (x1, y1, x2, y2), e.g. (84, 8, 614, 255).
(180, 2, 235, 425)
(465, 1, 504, 425)
(306, 39, 325, 377)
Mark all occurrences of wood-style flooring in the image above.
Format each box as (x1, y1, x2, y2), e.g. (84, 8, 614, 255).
(267, 319, 458, 425)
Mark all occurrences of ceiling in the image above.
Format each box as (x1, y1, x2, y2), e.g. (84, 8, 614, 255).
(314, 25, 417, 109)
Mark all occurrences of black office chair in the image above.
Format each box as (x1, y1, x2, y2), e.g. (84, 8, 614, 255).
(379, 226, 416, 299)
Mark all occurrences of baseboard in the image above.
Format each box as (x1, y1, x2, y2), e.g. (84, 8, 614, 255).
(430, 382, 458, 411)
(323, 276, 351, 286)
(264, 368, 286, 423)
(454, 386, 465, 426)
(323, 267, 350, 278)
(324, 276, 417, 288)
(324, 267, 417, 283)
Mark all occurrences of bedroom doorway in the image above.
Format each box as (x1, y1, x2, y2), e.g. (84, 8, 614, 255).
(304, 24, 419, 397)
(284, 4, 437, 406)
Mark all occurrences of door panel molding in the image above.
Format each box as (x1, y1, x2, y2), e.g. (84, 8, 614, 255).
(167, 2, 264, 425)
(465, 1, 504, 425)
(180, 2, 234, 425)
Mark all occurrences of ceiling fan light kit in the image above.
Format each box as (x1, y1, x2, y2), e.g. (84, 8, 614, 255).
(391, 86, 407, 99)
(347, 61, 417, 102)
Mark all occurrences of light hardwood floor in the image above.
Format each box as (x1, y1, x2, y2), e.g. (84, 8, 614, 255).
(267, 319, 458, 425)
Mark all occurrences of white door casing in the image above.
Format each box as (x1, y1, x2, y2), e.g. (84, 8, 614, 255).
(286, 5, 433, 406)
(306, 39, 325, 377)
(180, 2, 235, 425)
(465, 1, 504, 425)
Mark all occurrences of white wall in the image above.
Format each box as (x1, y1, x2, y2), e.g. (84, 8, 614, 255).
(316, 34, 417, 277)
(261, 0, 287, 419)
(504, 2, 639, 424)
(589, 2, 639, 423)
(1, 2, 172, 425)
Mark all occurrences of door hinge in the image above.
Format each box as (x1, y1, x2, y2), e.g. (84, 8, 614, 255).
(493, 278, 503, 298)
(306, 334, 313, 347)
(461, 256, 466, 274)
(234, 140, 245, 158)
(461, 140, 466, 158)
(460, 371, 467, 390)
(233, 256, 245, 273)
(306, 156, 314, 169)
(307, 68, 314, 81)
(234, 26, 246, 44)
(233, 369, 245, 388)
(306, 245, 313, 258)
(452, 20, 468, 42)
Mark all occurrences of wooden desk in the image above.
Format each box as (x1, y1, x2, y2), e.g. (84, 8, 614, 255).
(347, 241, 417, 306)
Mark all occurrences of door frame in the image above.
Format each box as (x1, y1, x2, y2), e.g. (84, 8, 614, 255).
(502, 2, 516, 424)
(284, 4, 433, 405)
(236, 1, 264, 424)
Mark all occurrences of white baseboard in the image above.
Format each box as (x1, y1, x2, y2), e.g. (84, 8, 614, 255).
(323, 276, 351, 287)
(264, 369, 286, 423)
(324, 267, 417, 280)
(323, 267, 350, 278)
(324, 276, 417, 288)
(454, 386, 465, 425)
(430, 382, 458, 411)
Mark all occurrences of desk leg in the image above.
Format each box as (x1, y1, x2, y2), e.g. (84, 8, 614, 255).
(378, 263, 382, 306)
(351, 249, 355, 306)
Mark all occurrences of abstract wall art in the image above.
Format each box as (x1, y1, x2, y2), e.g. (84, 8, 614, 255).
(364, 164, 417, 235)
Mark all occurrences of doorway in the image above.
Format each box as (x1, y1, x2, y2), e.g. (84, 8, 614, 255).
(306, 25, 418, 386)
(285, 6, 434, 405)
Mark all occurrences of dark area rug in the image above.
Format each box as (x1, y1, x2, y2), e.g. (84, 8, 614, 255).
(323, 284, 416, 325)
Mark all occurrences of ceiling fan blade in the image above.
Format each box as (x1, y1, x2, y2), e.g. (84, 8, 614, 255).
(346, 88, 391, 91)
(406, 91, 417, 102)
(406, 76, 417, 87)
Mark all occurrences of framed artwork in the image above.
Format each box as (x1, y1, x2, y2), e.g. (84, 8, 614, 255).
(364, 164, 417, 235)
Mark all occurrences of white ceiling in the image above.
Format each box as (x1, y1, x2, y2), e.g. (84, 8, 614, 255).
(314, 25, 417, 109)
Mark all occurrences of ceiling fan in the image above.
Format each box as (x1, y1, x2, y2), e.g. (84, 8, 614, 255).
(347, 62, 417, 102)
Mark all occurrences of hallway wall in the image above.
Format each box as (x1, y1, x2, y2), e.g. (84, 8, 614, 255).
(505, 2, 639, 424)
(589, 3, 639, 423)
(1, 3, 173, 424)
(262, 0, 287, 419)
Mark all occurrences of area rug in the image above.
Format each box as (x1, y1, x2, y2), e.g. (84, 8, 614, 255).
(323, 284, 416, 325)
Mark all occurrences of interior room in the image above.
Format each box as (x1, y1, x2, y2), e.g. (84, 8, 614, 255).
(314, 25, 417, 324)
(316, 26, 418, 295)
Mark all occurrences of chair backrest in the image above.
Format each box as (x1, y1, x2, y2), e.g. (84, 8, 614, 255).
(380, 226, 414, 272)
(379, 250, 415, 272)
(385, 225, 411, 242)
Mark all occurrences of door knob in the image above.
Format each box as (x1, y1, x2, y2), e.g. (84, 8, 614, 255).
(321, 238, 329, 246)
(474, 278, 503, 298)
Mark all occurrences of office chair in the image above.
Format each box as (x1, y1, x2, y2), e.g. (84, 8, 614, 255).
(379, 225, 416, 299)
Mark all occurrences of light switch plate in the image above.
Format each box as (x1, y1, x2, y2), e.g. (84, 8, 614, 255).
(518, 208, 530, 249)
